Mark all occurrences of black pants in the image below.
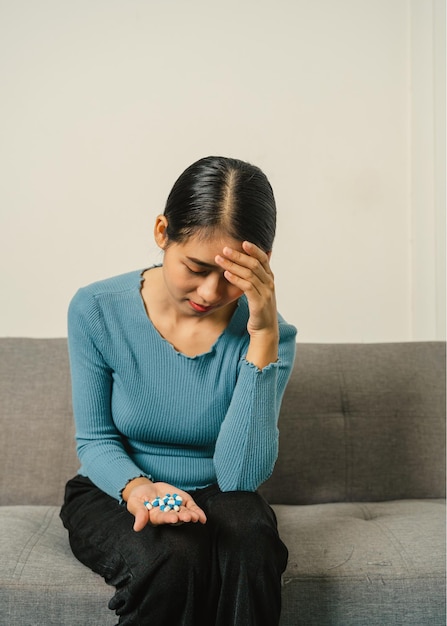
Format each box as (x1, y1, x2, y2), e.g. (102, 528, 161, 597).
(60, 475, 288, 626)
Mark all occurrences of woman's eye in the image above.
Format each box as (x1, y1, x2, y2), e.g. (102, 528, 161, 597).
(186, 266, 207, 276)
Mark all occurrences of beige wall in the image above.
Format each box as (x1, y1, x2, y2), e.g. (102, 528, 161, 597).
(0, 0, 444, 341)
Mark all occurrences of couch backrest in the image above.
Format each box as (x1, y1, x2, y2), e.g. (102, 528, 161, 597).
(260, 342, 446, 504)
(0, 338, 78, 506)
(0, 338, 445, 506)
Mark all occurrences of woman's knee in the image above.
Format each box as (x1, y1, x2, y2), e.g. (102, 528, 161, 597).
(111, 523, 212, 618)
(121, 522, 211, 590)
(207, 491, 284, 552)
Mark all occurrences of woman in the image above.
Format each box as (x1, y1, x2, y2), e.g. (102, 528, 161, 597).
(60, 156, 297, 625)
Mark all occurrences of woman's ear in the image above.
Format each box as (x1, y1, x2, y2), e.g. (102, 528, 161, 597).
(154, 215, 169, 249)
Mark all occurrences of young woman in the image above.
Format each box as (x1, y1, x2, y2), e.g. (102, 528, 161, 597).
(60, 156, 297, 626)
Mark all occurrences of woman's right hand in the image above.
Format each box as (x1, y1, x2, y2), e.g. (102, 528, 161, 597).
(124, 479, 207, 531)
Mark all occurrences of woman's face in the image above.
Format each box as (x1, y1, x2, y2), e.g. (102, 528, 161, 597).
(155, 219, 244, 318)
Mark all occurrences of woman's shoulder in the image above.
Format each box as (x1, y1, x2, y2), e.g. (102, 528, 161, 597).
(68, 269, 148, 342)
(74, 269, 145, 297)
(68, 269, 145, 320)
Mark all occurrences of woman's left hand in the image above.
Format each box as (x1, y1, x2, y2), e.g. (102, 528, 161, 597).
(216, 241, 279, 368)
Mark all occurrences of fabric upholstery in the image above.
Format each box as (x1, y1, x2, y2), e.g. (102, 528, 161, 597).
(278, 500, 445, 625)
(0, 338, 445, 625)
(1, 501, 444, 626)
(0, 339, 77, 506)
(260, 342, 446, 504)
(1, 505, 115, 626)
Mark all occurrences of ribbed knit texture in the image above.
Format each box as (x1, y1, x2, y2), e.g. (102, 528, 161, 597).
(67, 269, 297, 500)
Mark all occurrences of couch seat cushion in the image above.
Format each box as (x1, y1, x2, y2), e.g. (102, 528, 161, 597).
(276, 499, 446, 626)
(0, 505, 115, 626)
(1, 500, 445, 626)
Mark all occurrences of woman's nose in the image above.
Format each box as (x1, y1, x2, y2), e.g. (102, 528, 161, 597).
(196, 274, 222, 304)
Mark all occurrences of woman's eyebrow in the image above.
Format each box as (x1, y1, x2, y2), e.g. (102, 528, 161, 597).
(185, 256, 217, 269)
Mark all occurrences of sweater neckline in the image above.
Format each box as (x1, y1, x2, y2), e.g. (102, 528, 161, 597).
(137, 267, 242, 360)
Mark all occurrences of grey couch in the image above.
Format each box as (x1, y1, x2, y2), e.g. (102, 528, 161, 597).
(1, 338, 445, 626)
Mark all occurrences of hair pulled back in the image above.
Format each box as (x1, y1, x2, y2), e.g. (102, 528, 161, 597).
(163, 156, 276, 252)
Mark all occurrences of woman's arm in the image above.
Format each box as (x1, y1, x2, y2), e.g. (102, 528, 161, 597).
(216, 241, 279, 369)
(214, 242, 297, 491)
(68, 288, 152, 500)
(213, 320, 296, 491)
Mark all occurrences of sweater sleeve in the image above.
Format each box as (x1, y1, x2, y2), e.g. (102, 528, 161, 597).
(67, 288, 151, 500)
(213, 319, 297, 492)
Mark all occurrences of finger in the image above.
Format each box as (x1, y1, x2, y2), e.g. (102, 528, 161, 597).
(217, 246, 273, 284)
(133, 505, 150, 532)
(223, 272, 265, 300)
(217, 257, 274, 300)
(223, 245, 269, 272)
(183, 501, 207, 524)
(150, 508, 181, 525)
(242, 241, 272, 273)
(147, 505, 205, 526)
(215, 255, 264, 291)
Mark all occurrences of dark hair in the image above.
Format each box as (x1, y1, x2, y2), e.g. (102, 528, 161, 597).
(163, 156, 276, 252)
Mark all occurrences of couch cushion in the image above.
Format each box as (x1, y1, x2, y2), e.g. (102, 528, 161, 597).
(1, 501, 444, 626)
(0, 338, 79, 506)
(0, 505, 115, 626)
(277, 499, 446, 626)
(2, 339, 445, 508)
(261, 342, 446, 505)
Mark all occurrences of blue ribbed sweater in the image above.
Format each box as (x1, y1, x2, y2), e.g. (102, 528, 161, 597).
(67, 269, 297, 501)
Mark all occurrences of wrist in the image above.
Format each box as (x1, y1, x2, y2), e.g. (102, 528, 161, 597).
(246, 328, 279, 370)
(121, 476, 153, 503)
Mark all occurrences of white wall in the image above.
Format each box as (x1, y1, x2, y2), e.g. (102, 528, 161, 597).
(410, 0, 446, 340)
(0, 0, 444, 341)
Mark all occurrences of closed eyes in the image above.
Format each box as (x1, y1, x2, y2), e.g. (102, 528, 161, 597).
(185, 265, 209, 276)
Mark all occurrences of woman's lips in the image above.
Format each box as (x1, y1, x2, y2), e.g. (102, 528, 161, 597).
(189, 301, 214, 313)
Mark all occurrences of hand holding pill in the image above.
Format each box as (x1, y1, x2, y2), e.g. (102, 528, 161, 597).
(126, 482, 207, 531)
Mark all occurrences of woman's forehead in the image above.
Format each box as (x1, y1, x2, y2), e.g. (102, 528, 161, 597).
(175, 230, 243, 264)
